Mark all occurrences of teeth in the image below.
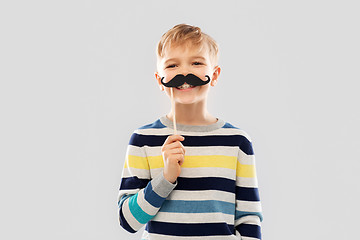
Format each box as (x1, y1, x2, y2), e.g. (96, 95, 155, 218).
(177, 83, 193, 89)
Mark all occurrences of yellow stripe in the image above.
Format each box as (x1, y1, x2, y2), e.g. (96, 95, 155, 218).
(147, 156, 163, 169)
(126, 155, 256, 178)
(125, 155, 149, 170)
(236, 163, 256, 178)
(184, 155, 237, 169)
(126, 155, 238, 169)
(148, 155, 237, 170)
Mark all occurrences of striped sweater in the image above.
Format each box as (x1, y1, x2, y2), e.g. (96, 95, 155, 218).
(118, 115, 263, 239)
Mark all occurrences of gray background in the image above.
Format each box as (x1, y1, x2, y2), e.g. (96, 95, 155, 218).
(1, 0, 359, 239)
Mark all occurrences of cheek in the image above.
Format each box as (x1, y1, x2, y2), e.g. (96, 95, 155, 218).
(200, 84, 210, 92)
(194, 69, 212, 80)
(164, 87, 173, 97)
(162, 72, 178, 83)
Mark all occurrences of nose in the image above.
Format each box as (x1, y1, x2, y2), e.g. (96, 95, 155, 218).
(179, 67, 191, 76)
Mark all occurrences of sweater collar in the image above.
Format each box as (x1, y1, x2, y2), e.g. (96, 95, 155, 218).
(159, 115, 225, 132)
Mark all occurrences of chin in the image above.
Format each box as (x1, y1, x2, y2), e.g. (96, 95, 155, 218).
(173, 88, 208, 105)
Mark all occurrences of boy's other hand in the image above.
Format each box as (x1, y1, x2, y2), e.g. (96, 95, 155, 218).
(161, 135, 185, 184)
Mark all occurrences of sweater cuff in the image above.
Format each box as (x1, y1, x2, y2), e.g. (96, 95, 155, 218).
(151, 172, 177, 198)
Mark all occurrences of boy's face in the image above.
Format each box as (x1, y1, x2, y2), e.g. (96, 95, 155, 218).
(155, 43, 220, 105)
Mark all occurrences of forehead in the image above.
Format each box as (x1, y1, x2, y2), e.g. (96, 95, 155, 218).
(162, 42, 210, 61)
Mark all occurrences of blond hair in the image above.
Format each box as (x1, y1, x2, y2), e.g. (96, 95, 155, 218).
(156, 24, 219, 69)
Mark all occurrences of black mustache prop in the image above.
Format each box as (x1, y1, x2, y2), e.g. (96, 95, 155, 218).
(161, 74, 210, 88)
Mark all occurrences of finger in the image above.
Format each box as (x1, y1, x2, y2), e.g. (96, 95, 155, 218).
(167, 147, 185, 155)
(163, 135, 185, 146)
(165, 141, 185, 151)
(178, 156, 185, 165)
(171, 154, 184, 164)
(178, 141, 186, 154)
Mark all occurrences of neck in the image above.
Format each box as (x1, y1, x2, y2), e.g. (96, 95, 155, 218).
(167, 100, 217, 125)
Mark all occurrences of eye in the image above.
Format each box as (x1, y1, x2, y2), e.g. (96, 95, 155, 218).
(193, 62, 203, 65)
(166, 64, 176, 68)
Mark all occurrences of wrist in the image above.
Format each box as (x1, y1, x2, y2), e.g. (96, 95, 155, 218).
(163, 171, 176, 184)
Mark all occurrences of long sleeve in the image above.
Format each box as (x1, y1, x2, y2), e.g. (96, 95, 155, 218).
(117, 132, 177, 233)
(235, 133, 263, 239)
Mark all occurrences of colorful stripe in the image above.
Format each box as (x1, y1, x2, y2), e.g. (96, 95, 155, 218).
(118, 117, 262, 239)
(159, 200, 235, 215)
(175, 177, 235, 193)
(236, 224, 261, 239)
(119, 176, 149, 190)
(128, 155, 237, 169)
(236, 210, 263, 222)
(146, 221, 235, 236)
(222, 122, 239, 129)
(119, 208, 136, 233)
(236, 186, 260, 201)
(128, 192, 155, 224)
(138, 119, 166, 129)
(143, 181, 166, 208)
(129, 134, 254, 155)
(126, 154, 255, 178)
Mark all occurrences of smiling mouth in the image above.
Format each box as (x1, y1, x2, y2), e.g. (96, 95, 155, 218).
(176, 83, 194, 90)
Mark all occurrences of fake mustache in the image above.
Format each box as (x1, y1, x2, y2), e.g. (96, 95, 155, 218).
(161, 74, 210, 88)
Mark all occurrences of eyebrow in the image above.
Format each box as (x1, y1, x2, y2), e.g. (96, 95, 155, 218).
(164, 56, 206, 65)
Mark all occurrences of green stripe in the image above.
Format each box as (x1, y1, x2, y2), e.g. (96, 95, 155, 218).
(128, 192, 155, 224)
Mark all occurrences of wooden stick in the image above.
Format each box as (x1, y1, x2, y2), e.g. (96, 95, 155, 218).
(170, 87, 177, 135)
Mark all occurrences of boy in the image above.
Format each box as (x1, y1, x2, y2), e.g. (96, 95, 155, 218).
(118, 24, 263, 239)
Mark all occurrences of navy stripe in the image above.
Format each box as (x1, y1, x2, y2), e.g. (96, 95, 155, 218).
(119, 176, 149, 190)
(236, 186, 260, 201)
(119, 208, 136, 233)
(176, 177, 235, 193)
(130, 134, 254, 155)
(236, 223, 261, 239)
(146, 221, 235, 236)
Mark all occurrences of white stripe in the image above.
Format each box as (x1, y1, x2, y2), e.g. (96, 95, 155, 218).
(238, 150, 256, 164)
(150, 168, 163, 179)
(135, 127, 252, 140)
(236, 230, 260, 240)
(145, 145, 239, 157)
(152, 211, 234, 225)
(118, 189, 139, 202)
(236, 176, 258, 188)
(135, 128, 172, 136)
(236, 200, 262, 212)
(180, 167, 236, 180)
(240, 237, 260, 240)
(142, 146, 161, 157)
(235, 215, 261, 226)
(122, 167, 150, 179)
(137, 188, 160, 215)
(127, 145, 147, 157)
(167, 190, 235, 203)
(121, 198, 143, 231)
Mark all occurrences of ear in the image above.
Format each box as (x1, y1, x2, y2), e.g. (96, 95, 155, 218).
(211, 66, 221, 87)
(155, 72, 164, 91)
